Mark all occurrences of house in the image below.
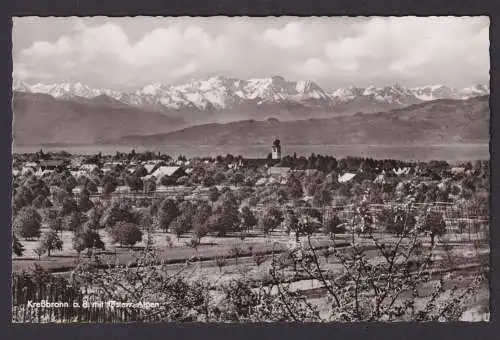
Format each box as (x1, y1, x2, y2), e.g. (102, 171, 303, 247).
(151, 166, 187, 181)
(451, 167, 466, 174)
(70, 170, 86, 179)
(39, 159, 65, 171)
(70, 157, 84, 169)
(393, 167, 411, 176)
(115, 186, 131, 193)
(21, 167, 34, 176)
(373, 174, 385, 184)
(141, 160, 165, 174)
(80, 163, 98, 173)
(103, 161, 123, 169)
(144, 164, 156, 174)
(268, 166, 291, 177)
(24, 162, 38, 168)
(35, 169, 54, 178)
(338, 172, 357, 183)
(21, 162, 38, 175)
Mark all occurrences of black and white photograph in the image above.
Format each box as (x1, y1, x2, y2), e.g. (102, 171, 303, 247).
(11, 16, 490, 323)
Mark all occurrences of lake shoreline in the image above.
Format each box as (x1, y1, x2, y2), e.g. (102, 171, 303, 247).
(12, 143, 489, 162)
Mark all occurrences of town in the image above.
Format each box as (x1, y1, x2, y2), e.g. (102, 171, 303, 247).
(12, 139, 490, 322)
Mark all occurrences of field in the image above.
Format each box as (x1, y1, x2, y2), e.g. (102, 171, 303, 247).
(13, 222, 490, 322)
(13, 220, 488, 273)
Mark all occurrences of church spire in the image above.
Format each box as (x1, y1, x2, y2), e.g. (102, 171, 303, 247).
(271, 137, 281, 160)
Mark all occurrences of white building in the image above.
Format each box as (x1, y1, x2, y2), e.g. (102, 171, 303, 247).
(338, 172, 357, 183)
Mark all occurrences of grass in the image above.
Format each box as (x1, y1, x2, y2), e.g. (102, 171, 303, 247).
(12, 228, 349, 273)
(13, 227, 489, 274)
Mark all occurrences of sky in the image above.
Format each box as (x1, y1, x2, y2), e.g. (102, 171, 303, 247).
(12, 16, 490, 91)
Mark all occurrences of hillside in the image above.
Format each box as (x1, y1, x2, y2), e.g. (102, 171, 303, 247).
(12, 91, 186, 146)
(111, 96, 489, 147)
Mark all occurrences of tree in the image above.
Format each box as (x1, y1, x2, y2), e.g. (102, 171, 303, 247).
(144, 178, 157, 194)
(312, 184, 333, 207)
(230, 245, 243, 265)
(298, 214, 322, 236)
(38, 230, 63, 256)
(34, 245, 45, 260)
(193, 222, 209, 244)
(102, 173, 118, 195)
(287, 175, 304, 200)
(284, 208, 300, 241)
(72, 226, 105, 258)
(170, 214, 192, 240)
(13, 206, 42, 240)
(126, 174, 143, 192)
(134, 165, 148, 178)
(421, 210, 447, 247)
(192, 202, 212, 242)
(157, 199, 180, 232)
(202, 175, 216, 187)
(100, 200, 137, 229)
(209, 192, 241, 236)
(61, 196, 78, 216)
(378, 207, 416, 235)
(86, 207, 103, 230)
(324, 215, 346, 236)
(262, 209, 484, 322)
(85, 179, 99, 194)
(108, 222, 143, 248)
(259, 207, 284, 235)
(44, 208, 64, 236)
(51, 186, 70, 206)
(12, 234, 24, 256)
(138, 208, 155, 249)
(78, 192, 94, 212)
(232, 172, 245, 186)
(186, 237, 201, 258)
(13, 188, 30, 214)
(215, 254, 227, 273)
(61, 174, 78, 193)
(241, 206, 257, 232)
(208, 186, 220, 204)
(179, 200, 196, 218)
(32, 195, 52, 209)
(66, 210, 85, 232)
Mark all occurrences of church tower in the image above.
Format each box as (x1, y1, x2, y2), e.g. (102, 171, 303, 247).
(271, 138, 281, 160)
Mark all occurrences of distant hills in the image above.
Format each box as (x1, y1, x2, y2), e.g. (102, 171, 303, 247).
(110, 95, 489, 147)
(12, 91, 186, 146)
(11, 76, 490, 147)
(14, 76, 490, 123)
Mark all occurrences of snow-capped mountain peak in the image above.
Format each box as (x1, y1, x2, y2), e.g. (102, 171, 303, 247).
(13, 77, 489, 116)
(459, 84, 490, 99)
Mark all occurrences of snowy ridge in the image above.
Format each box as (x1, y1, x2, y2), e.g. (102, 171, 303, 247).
(13, 76, 489, 113)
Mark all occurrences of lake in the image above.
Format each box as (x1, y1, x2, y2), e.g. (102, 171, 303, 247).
(12, 144, 489, 162)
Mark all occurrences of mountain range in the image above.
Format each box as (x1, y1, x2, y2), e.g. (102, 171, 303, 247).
(12, 91, 185, 146)
(110, 95, 490, 147)
(14, 77, 490, 122)
(12, 76, 490, 147)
